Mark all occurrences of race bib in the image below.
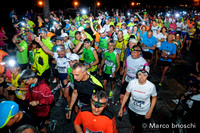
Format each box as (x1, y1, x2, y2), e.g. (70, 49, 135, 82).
(94, 42, 99, 47)
(132, 97, 145, 108)
(86, 128, 103, 133)
(115, 48, 121, 54)
(105, 60, 113, 67)
(70, 37, 75, 41)
(125, 75, 135, 82)
(57, 66, 67, 73)
(143, 48, 149, 52)
(99, 48, 107, 51)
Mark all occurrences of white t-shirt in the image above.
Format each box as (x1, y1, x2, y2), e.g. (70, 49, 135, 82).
(64, 40, 72, 50)
(122, 29, 127, 36)
(53, 52, 71, 74)
(125, 56, 148, 82)
(103, 24, 111, 33)
(176, 22, 183, 31)
(154, 33, 163, 48)
(126, 79, 157, 115)
(151, 26, 159, 37)
(181, 24, 188, 32)
(161, 33, 167, 42)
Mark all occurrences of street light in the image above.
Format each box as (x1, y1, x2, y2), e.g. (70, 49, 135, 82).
(97, 2, 101, 7)
(74, 1, 79, 8)
(38, 0, 43, 6)
(131, 2, 135, 6)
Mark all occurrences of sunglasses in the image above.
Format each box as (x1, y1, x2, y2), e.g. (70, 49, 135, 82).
(91, 98, 107, 108)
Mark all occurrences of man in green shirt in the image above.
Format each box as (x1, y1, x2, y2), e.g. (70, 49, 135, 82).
(39, 29, 53, 50)
(12, 35, 28, 70)
(164, 18, 171, 31)
(69, 25, 77, 41)
(99, 41, 120, 98)
(77, 26, 94, 43)
(82, 39, 99, 75)
(25, 16, 35, 33)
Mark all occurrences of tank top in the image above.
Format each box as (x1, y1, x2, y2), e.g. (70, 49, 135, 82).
(99, 36, 108, 50)
(103, 50, 117, 74)
(83, 47, 97, 72)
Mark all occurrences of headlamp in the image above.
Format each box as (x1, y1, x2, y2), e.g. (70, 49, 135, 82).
(175, 13, 180, 18)
(81, 9, 87, 15)
(127, 12, 131, 16)
(91, 98, 106, 108)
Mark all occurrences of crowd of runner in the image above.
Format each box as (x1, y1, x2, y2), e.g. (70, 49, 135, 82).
(0, 8, 200, 133)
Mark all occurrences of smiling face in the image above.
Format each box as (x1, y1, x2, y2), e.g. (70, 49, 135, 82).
(137, 72, 148, 84)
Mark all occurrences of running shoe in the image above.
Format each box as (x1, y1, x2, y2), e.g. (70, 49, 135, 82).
(172, 99, 179, 105)
(49, 120, 57, 131)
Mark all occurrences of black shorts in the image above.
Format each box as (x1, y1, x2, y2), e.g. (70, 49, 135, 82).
(120, 61, 123, 68)
(142, 51, 152, 60)
(159, 60, 171, 67)
(120, 81, 129, 95)
(128, 108, 150, 132)
(19, 63, 28, 71)
(103, 73, 116, 81)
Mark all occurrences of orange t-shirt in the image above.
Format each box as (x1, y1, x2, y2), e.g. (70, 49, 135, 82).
(74, 106, 117, 133)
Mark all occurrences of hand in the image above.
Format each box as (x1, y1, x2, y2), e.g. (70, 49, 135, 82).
(21, 95, 26, 100)
(118, 108, 123, 117)
(120, 69, 124, 75)
(35, 36, 41, 43)
(145, 111, 152, 119)
(0, 77, 4, 84)
(89, 17, 92, 22)
(66, 110, 72, 119)
(10, 86, 17, 91)
(121, 77, 125, 84)
(112, 72, 116, 78)
(99, 69, 102, 76)
(86, 65, 90, 69)
(81, 33, 87, 40)
(29, 101, 39, 106)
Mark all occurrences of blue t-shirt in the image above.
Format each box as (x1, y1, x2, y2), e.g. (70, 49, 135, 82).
(159, 41, 177, 62)
(142, 35, 157, 53)
(65, 24, 71, 33)
(139, 31, 147, 42)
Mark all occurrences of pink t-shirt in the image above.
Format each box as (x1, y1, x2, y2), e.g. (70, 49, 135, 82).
(169, 24, 177, 31)
(0, 32, 5, 46)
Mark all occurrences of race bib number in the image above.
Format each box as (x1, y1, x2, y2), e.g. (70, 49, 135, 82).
(86, 128, 103, 133)
(57, 66, 67, 73)
(99, 48, 107, 51)
(70, 37, 75, 41)
(115, 48, 122, 54)
(105, 60, 113, 67)
(95, 42, 99, 47)
(126, 75, 134, 82)
(132, 97, 145, 108)
(143, 48, 149, 52)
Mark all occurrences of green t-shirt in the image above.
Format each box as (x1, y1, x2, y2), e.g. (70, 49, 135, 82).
(67, 67, 74, 83)
(127, 22, 135, 27)
(99, 36, 108, 50)
(123, 33, 137, 41)
(103, 50, 117, 74)
(72, 39, 79, 46)
(27, 20, 35, 32)
(42, 37, 53, 50)
(83, 47, 95, 64)
(16, 40, 28, 64)
(69, 30, 77, 41)
(164, 22, 171, 30)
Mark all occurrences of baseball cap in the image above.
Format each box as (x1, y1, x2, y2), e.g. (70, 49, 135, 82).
(60, 33, 68, 37)
(69, 53, 79, 61)
(78, 26, 84, 32)
(56, 36, 64, 41)
(99, 28, 106, 34)
(0, 101, 19, 128)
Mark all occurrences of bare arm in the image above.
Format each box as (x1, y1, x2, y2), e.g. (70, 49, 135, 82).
(91, 50, 99, 66)
(35, 36, 54, 57)
(118, 91, 131, 117)
(145, 96, 157, 119)
(74, 124, 83, 133)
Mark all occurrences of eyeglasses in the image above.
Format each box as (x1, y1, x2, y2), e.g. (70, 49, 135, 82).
(91, 98, 107, 108)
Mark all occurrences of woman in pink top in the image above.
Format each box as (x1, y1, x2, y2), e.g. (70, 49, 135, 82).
(169, 20, 177, 35)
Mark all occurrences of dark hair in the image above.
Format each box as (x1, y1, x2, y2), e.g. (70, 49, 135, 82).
(91, 90, 108, 102)
(31, 40, 41, 48)
(14, 124, 39, 133)
(84, 38, 91, 43)
(75, 31, 81, 36)
(20, 69, 35, 80)
(132, 45, 141, 51)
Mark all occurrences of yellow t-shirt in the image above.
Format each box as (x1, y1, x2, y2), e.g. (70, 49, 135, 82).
(115, 39, 128, 61)
(11, 73, 27, 99)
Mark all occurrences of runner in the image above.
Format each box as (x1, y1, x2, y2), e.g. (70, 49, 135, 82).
(118, 65, 157, 133)
(74, 90, 117, 133)
(99, 41, 120, 98)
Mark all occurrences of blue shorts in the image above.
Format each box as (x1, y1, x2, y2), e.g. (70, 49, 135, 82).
(58, 73, 68, 82)
(181, 32, 187, 36)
